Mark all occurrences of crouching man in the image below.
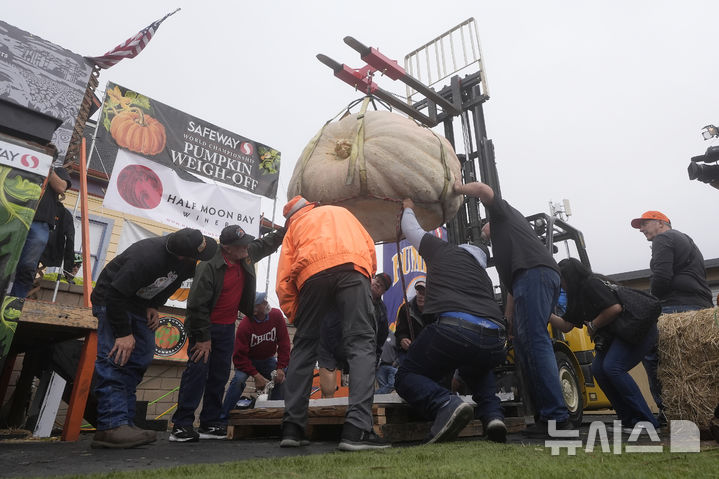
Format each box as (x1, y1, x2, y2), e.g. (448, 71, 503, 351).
(221, 292, 291, 418)
(394, 199, 509, 444)
(91, 228, 217, 448)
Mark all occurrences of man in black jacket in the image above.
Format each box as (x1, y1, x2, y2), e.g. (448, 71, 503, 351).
(39, 203, 76, 281)
(454, 180, 570, 438)
(394, 280, 433, 358)
(90, 228, 217, 449)
(631, 210, 713, 422)
(631, 211, 713, 312)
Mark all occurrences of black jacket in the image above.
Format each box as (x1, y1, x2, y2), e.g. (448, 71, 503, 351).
(650, 229, 713, 308)
(40, 203, 75, 271)
(91, 236, 198, 337)
(395, 297, 435, 346)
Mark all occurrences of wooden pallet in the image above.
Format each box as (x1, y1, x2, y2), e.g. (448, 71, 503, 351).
(227, 395, 526, 442)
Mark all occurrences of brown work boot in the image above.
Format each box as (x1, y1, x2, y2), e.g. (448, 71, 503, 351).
(91, 424, 153, 449)
(131, 425, 158, 443)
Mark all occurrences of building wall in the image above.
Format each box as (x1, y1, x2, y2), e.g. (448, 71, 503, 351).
(63, 189, 177, 270)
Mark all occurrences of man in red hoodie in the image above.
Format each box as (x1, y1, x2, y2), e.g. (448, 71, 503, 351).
(221, 292, 290, 418)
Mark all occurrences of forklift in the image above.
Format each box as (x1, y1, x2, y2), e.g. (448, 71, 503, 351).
(317, 18, 610, 424)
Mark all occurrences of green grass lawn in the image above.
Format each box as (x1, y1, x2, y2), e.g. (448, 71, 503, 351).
(50, 440, 719, 479)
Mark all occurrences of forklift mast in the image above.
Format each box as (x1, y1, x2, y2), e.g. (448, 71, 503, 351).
(317, 18, 589, 266)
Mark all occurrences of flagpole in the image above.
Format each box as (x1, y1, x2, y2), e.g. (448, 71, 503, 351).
(264, 196, 279, 295)
(61, 136, 96, 442)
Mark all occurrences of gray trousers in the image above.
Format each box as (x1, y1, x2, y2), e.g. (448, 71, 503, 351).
(283, 268, 377, 431)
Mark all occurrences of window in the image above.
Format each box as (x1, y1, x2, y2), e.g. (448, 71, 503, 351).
(72, 214, 114, 281)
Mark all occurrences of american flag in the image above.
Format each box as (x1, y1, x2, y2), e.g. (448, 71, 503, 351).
(87, 8, 180, 69)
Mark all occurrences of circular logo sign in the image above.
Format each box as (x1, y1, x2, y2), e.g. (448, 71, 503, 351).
(117, 164, 163, 209)
(240, 142, 254, 155)
(21, 154, 39, 169)
(154, 315, 187, 357)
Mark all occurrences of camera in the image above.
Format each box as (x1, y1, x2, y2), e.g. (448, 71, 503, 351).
(688, 146, 719, 184)
(688, 125, 719, 185)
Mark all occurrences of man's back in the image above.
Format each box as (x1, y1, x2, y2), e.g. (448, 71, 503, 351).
(485, 198, 559, 293)
(650, 229, 713, 308)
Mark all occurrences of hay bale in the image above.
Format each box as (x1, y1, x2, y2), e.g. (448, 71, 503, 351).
(657, 307, 719, 431)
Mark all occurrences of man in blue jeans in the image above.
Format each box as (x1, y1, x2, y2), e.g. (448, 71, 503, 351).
(631, 210, 714, 425)
(394, 199, 509, 444)
(10, 166, 72, 298)
(91, 228, 217, 448)
(455, 180, 570, 438)
(375, 330, 398, 394)
(171, 225, 284, 442)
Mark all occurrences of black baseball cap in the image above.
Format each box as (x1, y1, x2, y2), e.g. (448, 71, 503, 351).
(166, 228, 217, 261)
(219, 225, 255, 246)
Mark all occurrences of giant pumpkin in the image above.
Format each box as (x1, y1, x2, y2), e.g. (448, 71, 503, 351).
(287, 109, 463, 242)
(110, 109, 167, 156)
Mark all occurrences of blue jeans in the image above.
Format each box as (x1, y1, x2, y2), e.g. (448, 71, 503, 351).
(376, 364, 397, 394)
(93, 305, 156, 431)
(395, 322, 507, 424)
(10, 221, 50, 298)
(220, 357, 283, 420)
(512, 266, 568, 422)
(172, 322, 235, 427)
(593, 324, 659, 428)
(642, 304, 703, 411)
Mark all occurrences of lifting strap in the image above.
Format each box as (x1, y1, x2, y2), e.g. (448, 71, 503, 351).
(345, 96, 370, 195)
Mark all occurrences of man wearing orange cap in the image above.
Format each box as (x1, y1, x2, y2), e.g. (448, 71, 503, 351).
(276, 195, 389, 451)
(631, 210, 713, 422)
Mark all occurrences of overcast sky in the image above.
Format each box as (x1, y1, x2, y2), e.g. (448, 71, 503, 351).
(5, 1, 719, 302)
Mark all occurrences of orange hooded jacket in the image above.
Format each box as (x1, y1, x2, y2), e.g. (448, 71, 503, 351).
(276, 203, 376, 323)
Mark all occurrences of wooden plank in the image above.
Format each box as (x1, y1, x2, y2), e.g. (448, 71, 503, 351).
(227, 397, 528, 443)
(19, 300, 96, 329)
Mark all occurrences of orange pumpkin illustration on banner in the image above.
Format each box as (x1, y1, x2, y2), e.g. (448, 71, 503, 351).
(103, 85, 167, 156)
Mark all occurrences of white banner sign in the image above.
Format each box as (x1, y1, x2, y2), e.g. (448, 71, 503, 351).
(104, 150, 261, 238)
(0, 139, 53, 176)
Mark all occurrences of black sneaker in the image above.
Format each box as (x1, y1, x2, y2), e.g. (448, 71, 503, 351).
(169, 425, 199, 443)
(485, 418, 507, 443)
(198, 425, 227, 440)
(622, 422, 660, 436)
(338, 423, 390, 451)
(522, 419, 574, 439)
(280, 422, 310, 447)
(426, 395, 474, 444)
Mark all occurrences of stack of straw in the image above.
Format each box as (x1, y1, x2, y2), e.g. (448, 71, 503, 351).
(657, 307, 719, 431)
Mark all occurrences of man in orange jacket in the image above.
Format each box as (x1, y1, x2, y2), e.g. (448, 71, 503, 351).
(276, 195, 389, 451)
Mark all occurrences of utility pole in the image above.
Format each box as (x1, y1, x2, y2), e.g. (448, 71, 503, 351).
(549, 199, 573, 257)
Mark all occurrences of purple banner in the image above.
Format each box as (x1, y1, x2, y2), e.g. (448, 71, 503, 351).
(381, 227, 446, 330)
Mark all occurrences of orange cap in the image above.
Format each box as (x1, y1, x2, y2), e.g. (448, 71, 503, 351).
(630, 211, 671, 229)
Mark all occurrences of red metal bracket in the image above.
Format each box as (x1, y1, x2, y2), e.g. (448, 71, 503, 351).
(361, 47, 406, 80)
(334, 64, 378, 93)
